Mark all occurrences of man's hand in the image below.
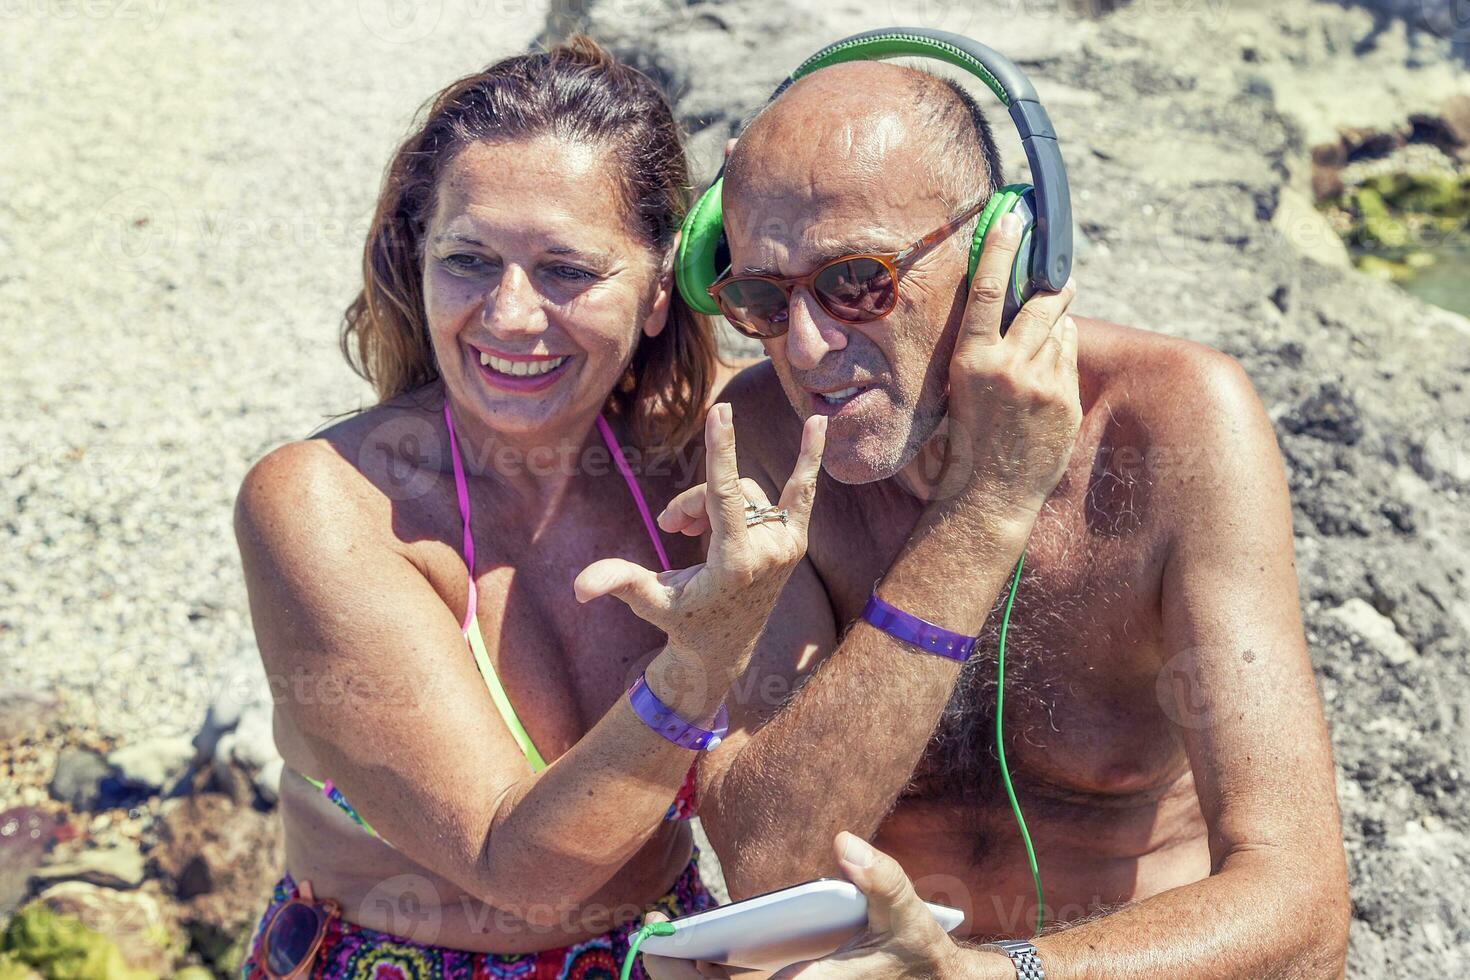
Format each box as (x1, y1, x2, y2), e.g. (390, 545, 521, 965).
(769, 832, 965, 980)
(640, 833, 978, 980)
(941, 211, 1081, 518)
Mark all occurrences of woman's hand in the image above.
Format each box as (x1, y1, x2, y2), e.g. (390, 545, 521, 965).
(574, 404, 826, 675)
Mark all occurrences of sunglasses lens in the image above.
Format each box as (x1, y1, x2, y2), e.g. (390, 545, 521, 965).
(814, 258, 895, 322)
(715, 279, 789, 338)
(265, 902, 325, 976)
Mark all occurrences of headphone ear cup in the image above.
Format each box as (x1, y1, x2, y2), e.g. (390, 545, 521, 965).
(675, 178, 728, 317)
(968, 184, 1038, 334)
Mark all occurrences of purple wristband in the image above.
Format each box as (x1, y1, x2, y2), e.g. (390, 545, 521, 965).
(627, 673, 730, 751)
(862, 592, 978, 661)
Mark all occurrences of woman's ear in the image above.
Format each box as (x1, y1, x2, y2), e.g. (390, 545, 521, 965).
(642, 233, 679, 340)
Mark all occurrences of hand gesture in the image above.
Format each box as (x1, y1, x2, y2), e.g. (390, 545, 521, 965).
(943, 212, 1081, 520)
(575, 405, 826, 672)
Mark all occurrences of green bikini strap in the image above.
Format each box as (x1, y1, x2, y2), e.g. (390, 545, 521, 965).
(466, 618, 549, 772)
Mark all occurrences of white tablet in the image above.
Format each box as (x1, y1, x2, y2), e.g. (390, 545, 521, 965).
(639, 878, 966, 973)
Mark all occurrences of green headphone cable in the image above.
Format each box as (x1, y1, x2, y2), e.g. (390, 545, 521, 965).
(621, 920, 677, 980)
(996, 553, 1044, 936)
(618, 555, 1042, 979)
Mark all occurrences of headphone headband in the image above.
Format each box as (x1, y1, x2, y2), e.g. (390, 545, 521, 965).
(782, 29, 1031, 105)
(771, 28, 1071, 291)
(672, 27, 1073, 318)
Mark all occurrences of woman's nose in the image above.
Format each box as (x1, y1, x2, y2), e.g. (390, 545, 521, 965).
(482, 265, 547, 337)
(781, 287, 848, 371)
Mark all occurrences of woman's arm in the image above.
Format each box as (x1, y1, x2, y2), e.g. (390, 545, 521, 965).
(235, 407, 822, 924)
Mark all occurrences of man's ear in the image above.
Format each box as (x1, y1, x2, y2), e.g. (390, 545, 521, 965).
(642, 232, 679, 340)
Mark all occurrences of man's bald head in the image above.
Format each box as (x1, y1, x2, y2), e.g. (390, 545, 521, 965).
(717, 61, 1008, 485)
(725, 60, 1003, 219)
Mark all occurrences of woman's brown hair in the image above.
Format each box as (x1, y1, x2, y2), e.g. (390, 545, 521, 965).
(342, 36, 717, 452)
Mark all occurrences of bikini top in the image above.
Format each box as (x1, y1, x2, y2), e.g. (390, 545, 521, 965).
(299, 402, 700, 847)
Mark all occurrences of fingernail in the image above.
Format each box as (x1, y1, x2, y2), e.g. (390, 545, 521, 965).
(999, 212, 1023, 237)
(718, 403, 732, 427)
(840, 833, 874, 868)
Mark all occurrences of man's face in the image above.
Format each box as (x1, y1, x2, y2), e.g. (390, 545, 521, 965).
(723, 113, 971, 485)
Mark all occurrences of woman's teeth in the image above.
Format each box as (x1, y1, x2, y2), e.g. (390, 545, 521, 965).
(479, 353, 568, 377)
(820, 386, 861, 404)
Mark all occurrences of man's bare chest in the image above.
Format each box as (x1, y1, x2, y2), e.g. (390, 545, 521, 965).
(806, 451, 1180, 801)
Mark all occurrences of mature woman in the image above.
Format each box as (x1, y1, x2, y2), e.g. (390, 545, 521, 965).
(235, 38, 824, 978)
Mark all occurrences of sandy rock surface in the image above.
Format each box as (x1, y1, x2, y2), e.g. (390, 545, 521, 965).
(3, 0, 1468, 976)
(2, 2, 554, 738)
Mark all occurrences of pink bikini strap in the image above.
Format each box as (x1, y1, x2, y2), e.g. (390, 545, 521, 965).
(596, 414, 671, 573)
(443, 402, 478, 633)
(443, 403, 671, 623)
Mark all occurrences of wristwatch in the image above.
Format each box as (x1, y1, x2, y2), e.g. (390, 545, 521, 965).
(980, 939, 1045, 979)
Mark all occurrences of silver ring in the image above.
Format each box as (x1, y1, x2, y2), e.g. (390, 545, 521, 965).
(744, 507, 790, 527)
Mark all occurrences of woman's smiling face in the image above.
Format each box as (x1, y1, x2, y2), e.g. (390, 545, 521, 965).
(422, 134, 669, 439)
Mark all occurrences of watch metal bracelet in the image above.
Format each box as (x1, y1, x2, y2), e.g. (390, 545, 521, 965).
(981, 939, 1045, 979)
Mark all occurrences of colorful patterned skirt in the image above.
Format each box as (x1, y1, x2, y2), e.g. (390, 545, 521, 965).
(241, 855, 714, 979)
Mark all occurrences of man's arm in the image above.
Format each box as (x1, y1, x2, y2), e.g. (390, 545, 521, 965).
(687, 354, 1350, 980)
(696, 485, 1036, 898)
(696, 214, 1082, 899)
(953, 352, 1351, 978)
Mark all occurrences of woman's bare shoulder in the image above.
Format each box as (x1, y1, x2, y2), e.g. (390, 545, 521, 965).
(234, 398, 444, 560)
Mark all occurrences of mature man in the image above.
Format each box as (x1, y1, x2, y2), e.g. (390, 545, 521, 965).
(651, 60, 1349, 978)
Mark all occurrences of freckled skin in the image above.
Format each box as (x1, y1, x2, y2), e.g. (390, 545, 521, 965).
(696, 61, 1349, 976)
(236, 133, 754, 952)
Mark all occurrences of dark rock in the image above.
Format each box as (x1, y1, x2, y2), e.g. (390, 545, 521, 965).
(1313, 142, 1348, 199)
(1378, 498, 1416, 533)
(0, 808, 64, 919)
(1281, 382, 1366, 445)
(47, 749, 111, 811)
(149, 793, 284, 959)
(93, 777, 151, 813)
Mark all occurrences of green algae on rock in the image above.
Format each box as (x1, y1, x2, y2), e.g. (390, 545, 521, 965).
(0, 905, 152, 980)
(1319, 161, 1470, 291)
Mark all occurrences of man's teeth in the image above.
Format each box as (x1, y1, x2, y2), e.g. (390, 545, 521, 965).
(479, 353, 568, 377)
(819, 386, 862, 403)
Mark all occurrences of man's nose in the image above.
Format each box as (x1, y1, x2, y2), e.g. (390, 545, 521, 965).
(483, 265, 547, 337)
(780, 287, 848, 371)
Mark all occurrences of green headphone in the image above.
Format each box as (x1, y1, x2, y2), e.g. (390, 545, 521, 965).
(674, 27, 1073, 329)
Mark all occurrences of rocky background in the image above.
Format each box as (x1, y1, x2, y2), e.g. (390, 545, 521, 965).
(2, 0, 1468, 977)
